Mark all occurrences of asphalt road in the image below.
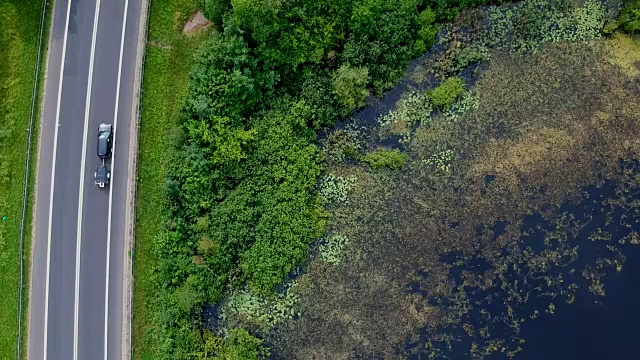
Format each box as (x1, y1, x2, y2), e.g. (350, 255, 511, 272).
(28, 0, 142, 359)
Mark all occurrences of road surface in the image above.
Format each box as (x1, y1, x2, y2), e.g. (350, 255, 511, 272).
(28, 0, 143, 359)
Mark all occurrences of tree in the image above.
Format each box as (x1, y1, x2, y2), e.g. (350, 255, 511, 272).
(202, 0, 232, 25)
(619, 0, 640, 34)
(185, 114, 256, 165)
(332, 64, 369, 111)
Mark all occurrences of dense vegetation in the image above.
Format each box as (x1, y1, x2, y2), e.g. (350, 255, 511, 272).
(270, 0, 640, 358)
(143, 0, 445, 357)
(138, 0, 640, 358)
(0, 0, 48, 357)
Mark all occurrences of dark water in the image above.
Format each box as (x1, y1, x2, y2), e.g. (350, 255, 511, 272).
(515, 245, 640, 360)
(403, 164, 640, 360)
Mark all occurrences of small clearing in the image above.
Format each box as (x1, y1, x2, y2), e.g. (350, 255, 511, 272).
(183, 10, 211, 34)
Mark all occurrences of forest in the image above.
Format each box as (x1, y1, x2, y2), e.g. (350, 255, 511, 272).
(135, 0, 640, 358)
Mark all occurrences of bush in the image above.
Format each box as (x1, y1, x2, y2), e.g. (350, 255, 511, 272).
(414, 8, 439, 55)
(342, 0, 427, 93)
(618, 0, 640, 34)
(202, 0, 231, 25)
(428, 77, 465, 109)
(332, 64, 369, 111)
(361, 148, 408, 169)
(426, 0, 503, 21)
(200, 328, 269, 359)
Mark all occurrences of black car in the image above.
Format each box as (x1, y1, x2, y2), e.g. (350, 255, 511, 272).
(94, 164, 110, 188)
(97, 123, 113, 159)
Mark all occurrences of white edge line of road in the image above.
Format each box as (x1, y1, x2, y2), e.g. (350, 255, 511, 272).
(104, 0, 130, 358)
(73, 0, 102, 359)
(43, 0, 72, 358)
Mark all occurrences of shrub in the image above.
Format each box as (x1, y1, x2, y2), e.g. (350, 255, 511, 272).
(299, 73, 343, 130)
(618, 0, 640, 34)
(183, 34, 276, 121)
(200, 328, 269, 359)
(361, 148, 408, 169)
(202, 0, 231, 25)
(425, 0, 503, 21)
(332, 64, 370, 111)
(342, 0, 427, 93)
(428, 77, 465, 109)
(414, 8, 439, 56)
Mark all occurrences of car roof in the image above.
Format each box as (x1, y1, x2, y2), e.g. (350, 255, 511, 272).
(96, 164, 108, 176)
(98, 136, 108, 155)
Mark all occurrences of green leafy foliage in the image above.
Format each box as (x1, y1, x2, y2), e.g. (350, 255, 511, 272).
(414, 8, 440, 55)
(332, 64, 369, 111)
(618, 0, 640, 33)
(228, 0, 346, 72)
(428, 77, 465, 109)
(425, 0, 503, 21)
(361, 148, 408, 169)
(342, 0, 436, 92)
(444, 90, 480, 121)
(202, 0, 231, 25)
(199, 328, 269, 359)
(182, 34, 276, 121)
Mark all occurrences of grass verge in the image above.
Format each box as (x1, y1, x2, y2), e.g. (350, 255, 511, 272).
(132, 0, 207, 359)
(0, 0, 51, 358)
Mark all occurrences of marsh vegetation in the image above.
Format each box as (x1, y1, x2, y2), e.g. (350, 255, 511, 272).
(133, 0, 640, 358)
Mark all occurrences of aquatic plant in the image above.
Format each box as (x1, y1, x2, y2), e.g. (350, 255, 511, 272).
(320, 125, 366, 165)
(485, 0, 606, 52)
(319, 235, 350, 265)
(423, 149, 456, 173)
(378, 90, 433, 128)
(273, 33, 640, 358)
(445, 90, 480, 122)
(318, 174, 357, 205)
(361, 148, 408, 170)
(223, 285, 300, 331)
(428, 77, 466, 110)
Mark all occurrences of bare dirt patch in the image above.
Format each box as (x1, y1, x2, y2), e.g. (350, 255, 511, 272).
(183, 10, 211, 34)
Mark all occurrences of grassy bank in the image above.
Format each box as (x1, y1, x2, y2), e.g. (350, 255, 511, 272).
(0, 0, 50, 358)
(132, 0, 207, 359)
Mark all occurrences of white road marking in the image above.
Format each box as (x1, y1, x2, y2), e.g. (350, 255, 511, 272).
(104, 0, 130, 358)
(43, 0, 73, 358)
(73, 0, 101, 359)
